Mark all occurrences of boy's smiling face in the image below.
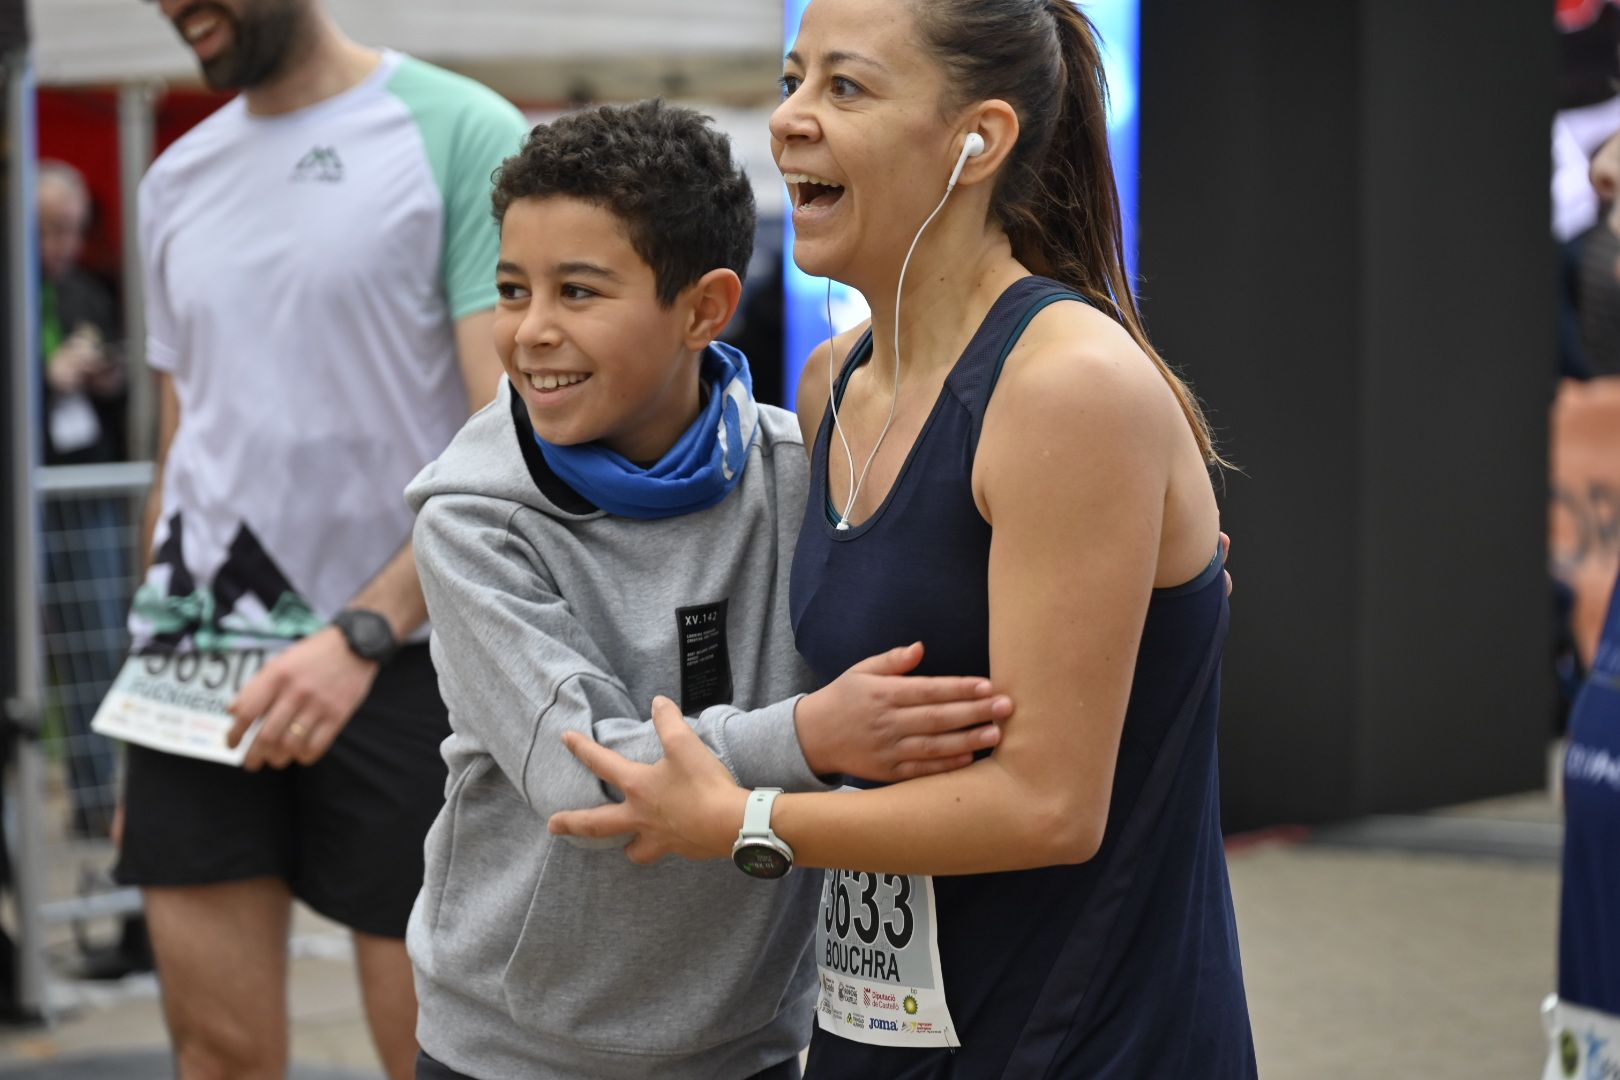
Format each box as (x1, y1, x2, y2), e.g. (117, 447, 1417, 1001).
(495, 195, 710, 464)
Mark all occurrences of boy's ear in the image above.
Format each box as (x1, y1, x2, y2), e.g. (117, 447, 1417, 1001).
(682, 268, 744, 349)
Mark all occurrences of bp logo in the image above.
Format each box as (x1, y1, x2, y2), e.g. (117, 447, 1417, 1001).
(1558, 1027, 1577, 1077)
(904, 994, 919, 1016)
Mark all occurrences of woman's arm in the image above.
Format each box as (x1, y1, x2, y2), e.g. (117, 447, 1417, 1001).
(554, 314, 1204, 874)
(416, 492, 1010, 839)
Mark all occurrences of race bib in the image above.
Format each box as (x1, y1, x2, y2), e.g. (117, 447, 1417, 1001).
(1543, 994, 1620, 1080)
(815, 869, 961, 1049)
(91, 649, 272, 766)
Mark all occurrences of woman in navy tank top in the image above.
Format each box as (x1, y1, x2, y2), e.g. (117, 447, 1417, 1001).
(552, 0, 1258, 1075)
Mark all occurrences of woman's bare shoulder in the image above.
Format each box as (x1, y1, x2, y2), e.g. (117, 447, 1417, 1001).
(993, 300, 1173, 427)
(795, 321, 872, 445)
(981, 299, 1220, 585)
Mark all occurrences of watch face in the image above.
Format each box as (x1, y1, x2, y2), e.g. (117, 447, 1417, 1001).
(339, 610, 394, 660)
(351, 614, 391, 653)
(733, 844, 792, 880)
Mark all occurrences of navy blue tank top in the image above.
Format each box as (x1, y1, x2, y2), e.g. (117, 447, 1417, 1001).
(790, 277, 1256, 1078)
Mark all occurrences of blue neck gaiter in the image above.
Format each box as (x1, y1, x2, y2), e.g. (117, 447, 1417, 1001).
(535, 342, 760, 520)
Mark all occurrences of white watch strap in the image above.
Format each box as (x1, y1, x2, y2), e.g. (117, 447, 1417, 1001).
(741, 787, 783, 839)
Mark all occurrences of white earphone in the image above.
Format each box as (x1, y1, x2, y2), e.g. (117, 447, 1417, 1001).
(947, 132, 986, 190)
(829, 131, 986, 531)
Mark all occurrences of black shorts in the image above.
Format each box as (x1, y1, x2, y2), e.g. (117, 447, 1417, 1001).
(115, 643, 449, 939)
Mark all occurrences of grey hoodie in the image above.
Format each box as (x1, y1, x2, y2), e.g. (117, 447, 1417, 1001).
(405, 380, 830, 1080)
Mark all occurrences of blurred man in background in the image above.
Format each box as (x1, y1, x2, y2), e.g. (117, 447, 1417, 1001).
(111, 2, 525, 1077)
(37, 160, 126, 842)
(38, 160, 124, 468)
(1578, 131, 1620, 377)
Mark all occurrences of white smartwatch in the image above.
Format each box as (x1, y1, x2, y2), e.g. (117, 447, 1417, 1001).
(731, 787, 794, 879)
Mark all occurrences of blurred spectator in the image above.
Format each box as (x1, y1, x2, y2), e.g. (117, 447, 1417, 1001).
(1550, 29, 1620, 1060)
(1555, 4, 1620, 381)
(38, 160, 124, 466)
(1560, 0, 1620, 104)
(1574, 133, 1620, 377)
(1555, 1, 1620, 243)
(1553, 134, 1620, 732)
(1552, 13, 1620, 731)
(36, 160, 126, 841)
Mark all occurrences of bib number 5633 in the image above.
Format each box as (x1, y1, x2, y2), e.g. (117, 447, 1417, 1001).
(823, 870, 914, 949)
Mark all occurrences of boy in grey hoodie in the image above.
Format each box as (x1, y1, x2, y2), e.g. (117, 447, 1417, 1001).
(404, 102, 1010, 1080)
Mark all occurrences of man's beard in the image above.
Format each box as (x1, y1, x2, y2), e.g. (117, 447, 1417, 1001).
(184, 1, 309, 91)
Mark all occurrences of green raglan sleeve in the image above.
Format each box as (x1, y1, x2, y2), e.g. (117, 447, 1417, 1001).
(389, 59, 530, 320)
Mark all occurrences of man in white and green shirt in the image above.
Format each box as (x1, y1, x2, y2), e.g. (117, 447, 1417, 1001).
(117, 2, 525, 1077)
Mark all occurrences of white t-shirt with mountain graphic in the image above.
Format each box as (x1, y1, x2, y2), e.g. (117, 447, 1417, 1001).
(132, 50, 527, 652)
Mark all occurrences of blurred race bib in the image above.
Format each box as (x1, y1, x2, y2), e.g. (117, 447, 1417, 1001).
(1543, 994, 1620, 1080)
(91, 649, 272, 766)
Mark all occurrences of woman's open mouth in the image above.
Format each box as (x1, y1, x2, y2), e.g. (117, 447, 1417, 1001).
(784, 172, 847, 222)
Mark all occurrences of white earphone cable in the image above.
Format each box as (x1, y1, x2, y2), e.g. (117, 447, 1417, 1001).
(831, 178, 958, 530)
(825, 277, 857, 529)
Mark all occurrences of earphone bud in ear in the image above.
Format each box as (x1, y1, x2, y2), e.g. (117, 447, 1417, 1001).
(947, 132, 987, 190)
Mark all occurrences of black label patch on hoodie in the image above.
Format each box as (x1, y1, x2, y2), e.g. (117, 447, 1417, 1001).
(676, 600, 733, 712)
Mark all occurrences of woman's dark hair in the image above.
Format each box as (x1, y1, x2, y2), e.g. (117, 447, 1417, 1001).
(914, 0, 1222, 463)
(492, 100, 756, 307)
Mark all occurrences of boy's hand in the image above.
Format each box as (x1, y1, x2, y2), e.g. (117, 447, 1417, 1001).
(1221, 531, 1233, 596)
(552, 696, 749, 864)
(794, 642, 1011, 782)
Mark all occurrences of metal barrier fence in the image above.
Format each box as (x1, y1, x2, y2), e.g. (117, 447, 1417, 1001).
(26, 462, 152, 988)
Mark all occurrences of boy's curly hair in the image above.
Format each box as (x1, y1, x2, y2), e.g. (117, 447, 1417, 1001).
(492, 100, 756, 307)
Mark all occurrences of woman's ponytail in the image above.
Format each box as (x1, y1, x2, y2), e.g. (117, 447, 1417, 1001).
(916, 0, 1225, 465)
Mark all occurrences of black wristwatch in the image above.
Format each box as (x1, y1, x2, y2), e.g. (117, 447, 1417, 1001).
(331, 608, 398, 666)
